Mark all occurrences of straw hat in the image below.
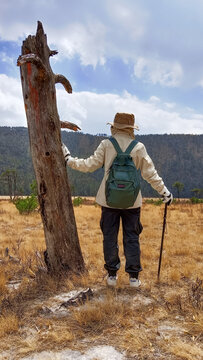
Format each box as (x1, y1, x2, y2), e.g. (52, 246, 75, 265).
(107, 113, 139, 130)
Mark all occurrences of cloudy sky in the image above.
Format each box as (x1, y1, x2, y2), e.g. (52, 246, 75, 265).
(0, 0, 203, 135)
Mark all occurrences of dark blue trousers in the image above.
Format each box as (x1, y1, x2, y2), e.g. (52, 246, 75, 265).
(100, 206, 143, 276)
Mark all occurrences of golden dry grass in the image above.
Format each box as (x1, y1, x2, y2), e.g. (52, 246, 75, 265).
(0, 313, 19, 338)
(170, 341, 203, 360)
(0, 200, 202, 359)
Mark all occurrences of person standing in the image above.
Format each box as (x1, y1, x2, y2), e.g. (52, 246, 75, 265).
(62, 113, 173, 287)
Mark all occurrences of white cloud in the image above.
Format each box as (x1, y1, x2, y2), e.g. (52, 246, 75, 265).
(149, 96, 160, 103)
(164, 102, 176, 109)
(0, 74, 26, 126)
(48, 1, 147, 67)
(134, 57, 183, 87)
(0, 1, 146, 65)
(107, 1, 147, 41)
(192, 113, 203, 120)
(56, 89, 203, 135)
(0, 52, 15, 66)
(56, 87, 85, 128)
(1, 75, 202, 134)
(1, 0, 203, 89)
(198, 79, 203, 87)
(49, 21, 107, 68)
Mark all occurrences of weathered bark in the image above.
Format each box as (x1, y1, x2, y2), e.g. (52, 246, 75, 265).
(17, 21, 85, 275)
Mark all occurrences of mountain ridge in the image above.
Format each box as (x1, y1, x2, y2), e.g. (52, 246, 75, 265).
(0, 127, 202, 198)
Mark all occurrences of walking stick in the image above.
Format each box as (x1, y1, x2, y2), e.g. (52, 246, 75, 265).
(157, 203, 168, 280)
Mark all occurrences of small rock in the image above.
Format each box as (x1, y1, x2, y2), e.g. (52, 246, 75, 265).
(38, 306, 53, 315)
(60, 288, 93, 308)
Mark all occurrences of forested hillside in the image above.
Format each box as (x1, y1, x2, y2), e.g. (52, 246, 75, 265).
(0, 127, 202, 198)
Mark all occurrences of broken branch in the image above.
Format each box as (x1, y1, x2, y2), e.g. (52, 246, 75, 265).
(49, 50, 58, 57)
(55, 74, 72, 93)
(17, 54, 46, 74)
(60, 121, 81, 131)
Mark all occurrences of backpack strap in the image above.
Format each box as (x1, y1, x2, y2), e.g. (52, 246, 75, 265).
(124, 140, 138, 155)
(109, 137, 123, 154)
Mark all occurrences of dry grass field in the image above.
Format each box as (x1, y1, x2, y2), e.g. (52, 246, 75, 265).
(0, 200, 202, 359)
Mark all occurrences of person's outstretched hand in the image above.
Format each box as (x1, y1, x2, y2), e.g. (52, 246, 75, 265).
(160, 186, 173, 205)
(61, 143, 70, 162)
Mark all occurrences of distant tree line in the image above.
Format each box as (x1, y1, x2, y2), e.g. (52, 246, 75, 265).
(0, 127, 202, 198)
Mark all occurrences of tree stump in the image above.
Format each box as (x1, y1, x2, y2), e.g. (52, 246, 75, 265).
(17, 21, 85, 275)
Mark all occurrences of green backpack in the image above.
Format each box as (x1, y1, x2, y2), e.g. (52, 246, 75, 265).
(105, 137, 140, 208)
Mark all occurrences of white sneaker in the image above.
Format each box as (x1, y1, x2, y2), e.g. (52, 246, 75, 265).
(106, 275, 117, 287)
(129, 278, 141, 288)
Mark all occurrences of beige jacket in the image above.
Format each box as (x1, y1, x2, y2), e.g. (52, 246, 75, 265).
(67, 133, 165, 208)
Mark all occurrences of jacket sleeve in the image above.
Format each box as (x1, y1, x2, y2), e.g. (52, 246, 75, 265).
(67, 140, 105, 173)
(136, 143, 165, 194)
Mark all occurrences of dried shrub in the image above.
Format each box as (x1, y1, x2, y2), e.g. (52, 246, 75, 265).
(0, 313, 19, 337)
(72, 293, 132, 333)
(0, 271, 7, 295)
(188, 278, 203, 310)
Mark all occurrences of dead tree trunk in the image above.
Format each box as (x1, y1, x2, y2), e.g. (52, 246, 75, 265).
(17, 21, 85, 275)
